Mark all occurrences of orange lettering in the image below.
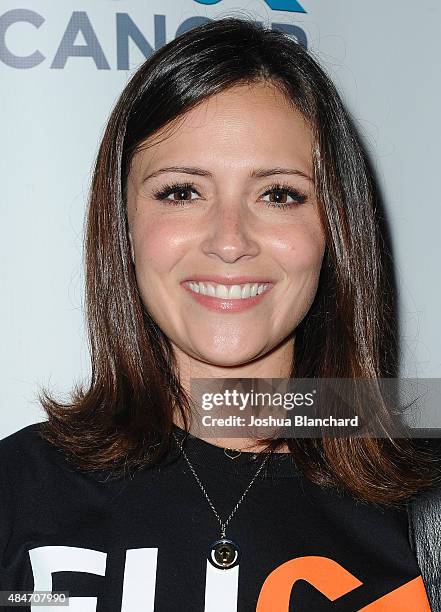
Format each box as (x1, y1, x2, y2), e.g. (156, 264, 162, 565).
(256, 556, 431, 611)
(256, 556, 363, 611)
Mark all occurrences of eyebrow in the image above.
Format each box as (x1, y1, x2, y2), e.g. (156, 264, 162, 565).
(142, 165, 313, 183)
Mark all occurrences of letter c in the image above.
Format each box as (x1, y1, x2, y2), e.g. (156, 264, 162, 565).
(0, 9, 45, 68)
(256, 556, 363, 611)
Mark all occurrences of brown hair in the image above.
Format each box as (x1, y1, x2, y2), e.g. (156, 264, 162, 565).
(38, 17, 441, 506)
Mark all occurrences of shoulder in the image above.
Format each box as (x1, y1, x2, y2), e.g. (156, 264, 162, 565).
(412, 436, 441, 457)
(0, 421, 69, 485)
(0, 421, 47, 461)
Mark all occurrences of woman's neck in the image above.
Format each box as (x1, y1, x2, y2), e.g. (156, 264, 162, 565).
(171, 337, 295, 453)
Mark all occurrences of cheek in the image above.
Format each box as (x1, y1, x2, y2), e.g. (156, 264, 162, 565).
(271, 225, 325, 327)
(271, 223, 325, 276)
(134, 215, 189, 275)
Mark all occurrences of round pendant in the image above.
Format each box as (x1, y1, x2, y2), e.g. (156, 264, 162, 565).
(209, 538, 240, 569)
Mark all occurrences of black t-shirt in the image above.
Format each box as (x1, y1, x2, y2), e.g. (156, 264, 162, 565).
(0, 422, 432, 611)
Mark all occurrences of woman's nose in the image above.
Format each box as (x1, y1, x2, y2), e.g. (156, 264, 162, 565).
(200, 202, 260, 264)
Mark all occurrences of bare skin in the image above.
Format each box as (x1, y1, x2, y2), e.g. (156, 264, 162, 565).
(126, 81, 326, 453)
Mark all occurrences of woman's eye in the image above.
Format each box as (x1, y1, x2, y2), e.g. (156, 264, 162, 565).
(261, 185, 307, 209)
(153, 182, 199, 206)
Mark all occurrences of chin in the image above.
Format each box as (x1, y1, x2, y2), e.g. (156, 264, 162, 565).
(195, 348, 265, 368)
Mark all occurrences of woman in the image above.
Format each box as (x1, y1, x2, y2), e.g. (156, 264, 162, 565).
(1, 17, 440, 611)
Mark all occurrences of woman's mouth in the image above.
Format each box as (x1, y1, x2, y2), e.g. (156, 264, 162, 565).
(181, 280, 274, 312)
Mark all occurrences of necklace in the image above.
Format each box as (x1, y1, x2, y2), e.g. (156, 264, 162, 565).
(172, 432, 272, 570)
(224, 447, 243, 459)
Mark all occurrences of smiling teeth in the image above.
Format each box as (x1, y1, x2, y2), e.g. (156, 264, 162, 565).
(186, 281, 271, 299)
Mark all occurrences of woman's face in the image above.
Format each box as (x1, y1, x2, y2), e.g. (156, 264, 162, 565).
(126, 81, 326, 369)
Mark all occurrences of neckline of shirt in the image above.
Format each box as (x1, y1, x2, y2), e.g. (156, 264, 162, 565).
(169, 423, 299, 478)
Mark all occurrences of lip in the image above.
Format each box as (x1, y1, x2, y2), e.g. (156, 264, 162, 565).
(182, 275, 274, 285)
(181, 279, 274, 313)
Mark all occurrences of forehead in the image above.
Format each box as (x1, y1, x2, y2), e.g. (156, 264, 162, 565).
(132, 81, 313, 174)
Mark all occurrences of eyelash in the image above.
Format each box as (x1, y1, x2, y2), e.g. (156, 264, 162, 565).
(152, 181, 307, 210)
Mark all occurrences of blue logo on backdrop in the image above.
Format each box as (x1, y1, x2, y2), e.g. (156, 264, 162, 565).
(0, 8, 307, 69)
(194, 0, 306, 12)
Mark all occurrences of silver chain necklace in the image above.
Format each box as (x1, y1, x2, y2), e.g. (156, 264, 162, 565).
(172, 432, 272, 570)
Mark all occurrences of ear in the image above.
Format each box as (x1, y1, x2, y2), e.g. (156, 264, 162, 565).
(128, 231, 135, 265)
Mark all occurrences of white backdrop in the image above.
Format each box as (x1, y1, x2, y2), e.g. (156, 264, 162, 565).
(1, 0, 440, 438)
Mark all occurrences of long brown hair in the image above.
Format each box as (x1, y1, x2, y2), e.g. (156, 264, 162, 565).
(38, 17, 441, 506)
